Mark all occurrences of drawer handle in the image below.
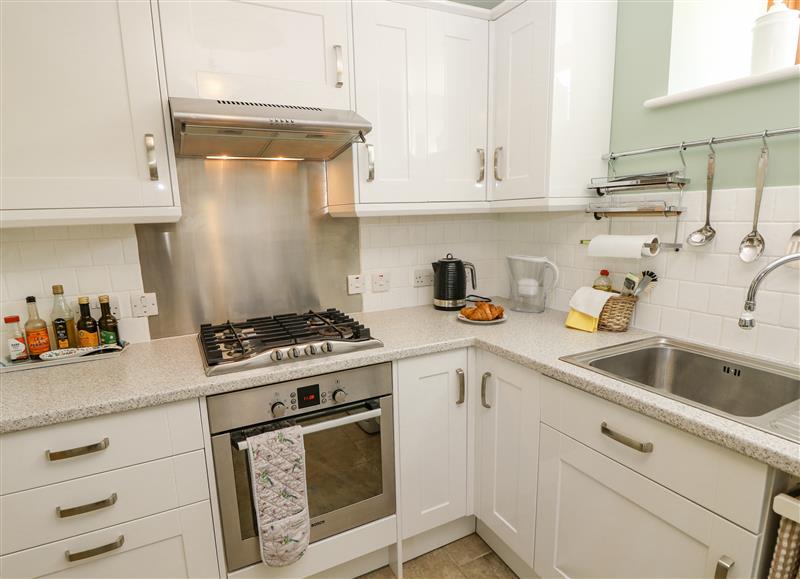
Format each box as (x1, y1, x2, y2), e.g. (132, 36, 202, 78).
(481, 372, 492, 409)
(600, 422, 653, 453)
(46, 437, 110, 461)
(456, 368, 465, 405)
(57, 492, 118, 518)
(714, 555, 735, 579)
(65, 535, 124, 562)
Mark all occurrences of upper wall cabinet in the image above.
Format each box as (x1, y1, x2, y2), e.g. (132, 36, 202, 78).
(0, 0, 179, 227)
(489, 0, 617, 203)
(158, 0, 352, 109)
(327, 1, 489, 213)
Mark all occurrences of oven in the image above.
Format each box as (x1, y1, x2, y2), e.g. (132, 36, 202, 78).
(207, 363, 395, 572)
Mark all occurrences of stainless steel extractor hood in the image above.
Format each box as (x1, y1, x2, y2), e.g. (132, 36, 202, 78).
(169, 97, 371, 162)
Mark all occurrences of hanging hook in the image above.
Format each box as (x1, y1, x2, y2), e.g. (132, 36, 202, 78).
(761, 130, 769, 152)
(678, 141, 687, 173)
(607, 153, 616, 180)
(708, 137, 716, 156)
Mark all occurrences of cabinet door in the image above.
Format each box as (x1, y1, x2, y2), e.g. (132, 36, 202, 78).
(158, 0, 351, 110)
(397, 350, 468, 539)
(0, 0, 173, 210)
(489, 1, 552, 201)
(353, 0, 428, 204)
(0, 502, 219, 578)
(534, 425, 759, 579)
(426, 11, 489, 202)
(476, 352, 539, 567)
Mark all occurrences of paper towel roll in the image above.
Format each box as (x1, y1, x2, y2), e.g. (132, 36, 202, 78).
(587, 235, 660, 259)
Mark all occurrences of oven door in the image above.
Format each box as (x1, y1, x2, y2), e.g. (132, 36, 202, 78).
(211, 395, 395, 572)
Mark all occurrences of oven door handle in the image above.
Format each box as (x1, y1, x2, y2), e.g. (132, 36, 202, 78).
(235, 408, 382, 451)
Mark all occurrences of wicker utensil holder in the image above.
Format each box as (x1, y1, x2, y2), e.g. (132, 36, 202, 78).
(598, 295, 638, 332)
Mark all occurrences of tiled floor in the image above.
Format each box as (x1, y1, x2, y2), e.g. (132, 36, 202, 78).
(358, 534, 518, 579)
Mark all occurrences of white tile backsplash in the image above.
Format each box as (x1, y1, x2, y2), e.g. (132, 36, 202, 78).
(0, 225, 149, 352)
(359, 185, 799, 365)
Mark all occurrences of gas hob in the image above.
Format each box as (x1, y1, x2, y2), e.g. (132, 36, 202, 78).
(198, 309, 382, 376)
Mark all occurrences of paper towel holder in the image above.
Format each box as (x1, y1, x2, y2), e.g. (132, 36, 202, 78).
(578, 239, 682, 252)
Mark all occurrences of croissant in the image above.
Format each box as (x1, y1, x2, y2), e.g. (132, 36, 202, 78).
(461, 301, 504, 321)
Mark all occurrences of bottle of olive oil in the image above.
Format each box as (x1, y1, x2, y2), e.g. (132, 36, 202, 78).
(76, 297, 99, 348)
(50, 285, 77, 349)
(98, 295, 119, 345)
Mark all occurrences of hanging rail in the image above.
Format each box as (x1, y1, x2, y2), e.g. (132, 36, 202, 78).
(603, 126, 800, 161)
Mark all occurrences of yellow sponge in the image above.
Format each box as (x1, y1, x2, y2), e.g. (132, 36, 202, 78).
(565, 308, 598, 333)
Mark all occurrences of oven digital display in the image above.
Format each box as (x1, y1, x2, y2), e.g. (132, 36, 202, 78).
(297, 384, 321, 409)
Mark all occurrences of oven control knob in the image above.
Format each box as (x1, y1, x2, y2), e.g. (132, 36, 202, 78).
(270, 350, 284, 362)
(332, 389, 347, 404)
(305, 344, 318, 355)
(288, 347, 302, 359)
(271, 402, 287, 418)
(322, 342, 333, 353)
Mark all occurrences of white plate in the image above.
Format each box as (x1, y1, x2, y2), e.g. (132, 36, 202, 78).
(457, 313, 508, 325)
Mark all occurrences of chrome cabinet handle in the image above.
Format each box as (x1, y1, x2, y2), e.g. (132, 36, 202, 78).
(46, 437, 110, 461)
(477, 148, 485, 184)
(334, 45, 344, 88)
(714, 556, 735, 579)
(366, 144, 375, 181)
(493, 146, 503, 182)
(600, 422, 653, 453)
(480, 372, 492, 409)
(456, 368, 465, 405)
(57, 493, 118, 518)
(65, 535, 124, 562)
(144, 134, 158, 181)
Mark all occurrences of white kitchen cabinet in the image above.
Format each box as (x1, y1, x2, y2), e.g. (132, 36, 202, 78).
(475, 351, 540, 567)
(329, 1, 488, 212)
(0, 501, 219, 579)
(0, 0, 179, 227)
(158, 0, 352, 110)
(489, 0, 617, 203)
(535, 425, 760, 579)
(397, 349, 469, 539)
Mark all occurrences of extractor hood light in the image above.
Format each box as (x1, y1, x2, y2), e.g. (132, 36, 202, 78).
(205, 155, 305, 161)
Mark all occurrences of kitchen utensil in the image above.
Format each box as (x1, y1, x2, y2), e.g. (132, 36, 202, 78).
(622, 273, 641, 296)
(634, 270, 659, 296)
(507, 256, 559, 313)
(739, 146, 769, 263)
(432, 253, 477, 311)
(457, 313, 508, 325)
(786, 228, 800, 269)
(687, 144, 717, 246)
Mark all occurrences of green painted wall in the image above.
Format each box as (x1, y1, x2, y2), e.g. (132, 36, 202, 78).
(610, 0, 800, 189)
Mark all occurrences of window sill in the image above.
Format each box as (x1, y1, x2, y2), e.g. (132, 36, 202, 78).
(644, 64, 800, 109)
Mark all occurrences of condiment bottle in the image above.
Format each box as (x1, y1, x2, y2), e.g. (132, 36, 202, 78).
(24, 296, 51, 359)
(98, 295, 120, 345)
(592, 269, 613, 292)
(4, 315, 29, 361)
(50, 284, 77, 349)
(76, 296, 99, 348)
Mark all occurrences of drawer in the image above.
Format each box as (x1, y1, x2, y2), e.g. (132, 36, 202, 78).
(0, 501, 219, 579)
(540, 376, 771, 533)
(1, 399, 203, 495)
(1, 450, 208, 555)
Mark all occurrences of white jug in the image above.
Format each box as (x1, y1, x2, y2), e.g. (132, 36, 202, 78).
(507, 255, 560, 313)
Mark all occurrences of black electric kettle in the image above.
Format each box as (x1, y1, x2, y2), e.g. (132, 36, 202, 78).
(432, 253, 477, 310)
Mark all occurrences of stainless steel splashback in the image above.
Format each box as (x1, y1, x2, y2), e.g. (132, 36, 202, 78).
(136, 158, 361, 339)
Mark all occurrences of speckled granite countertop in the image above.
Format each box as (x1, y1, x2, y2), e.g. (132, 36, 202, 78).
(2, 304, 799, 476)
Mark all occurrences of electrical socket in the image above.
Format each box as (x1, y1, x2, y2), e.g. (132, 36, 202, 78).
(413, 268, 434, 288)
(72, 295, 121, 320)
(347, 274, 364, 295)
(131, 292, 159, 317)
(371, 271, 390, 293)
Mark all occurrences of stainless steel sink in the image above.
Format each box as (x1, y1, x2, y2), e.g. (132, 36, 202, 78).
(561, 337, 800, 443)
